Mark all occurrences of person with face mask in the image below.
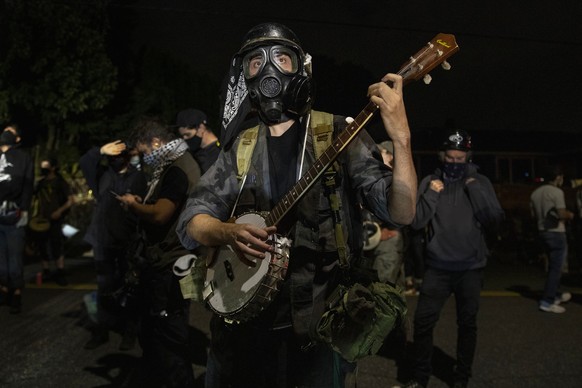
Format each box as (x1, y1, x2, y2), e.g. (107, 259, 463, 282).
(175, 108, 221, 174)
(79, 140, 147, 350)
(402, 130, 504, 388)
(530, 165, 574, 313)
(33, 157, 75, 286)
(0, 124, 33, 314)
(176, 22, 418, 388)
(115, 117, 200, 387)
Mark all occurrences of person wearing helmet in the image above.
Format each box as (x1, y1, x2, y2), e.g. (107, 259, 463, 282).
(401, 130, 504, 388)
(177, 22, 418, 387)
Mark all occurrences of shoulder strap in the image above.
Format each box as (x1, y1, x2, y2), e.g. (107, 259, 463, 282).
(310, 111, 349, 269)
(236, 125, 260, 180)
(310, 110, 335, 164)
(236, 112, 334, 178)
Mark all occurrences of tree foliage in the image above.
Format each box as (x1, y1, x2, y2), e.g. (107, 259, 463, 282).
(0, 0, 117, 151)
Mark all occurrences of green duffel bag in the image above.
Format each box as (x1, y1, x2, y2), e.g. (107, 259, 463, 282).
(315, 281, 407, 362)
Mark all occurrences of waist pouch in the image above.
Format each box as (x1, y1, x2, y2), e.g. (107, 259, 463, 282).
(315, 281, 407, 362)
(0, 201, 21, 225)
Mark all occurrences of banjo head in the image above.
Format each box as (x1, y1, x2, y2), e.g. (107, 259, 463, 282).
(205, 212, 289, 321)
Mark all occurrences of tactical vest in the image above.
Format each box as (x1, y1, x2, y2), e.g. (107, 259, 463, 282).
(235, 111, 349, 267)
(235, 110, 336, 179)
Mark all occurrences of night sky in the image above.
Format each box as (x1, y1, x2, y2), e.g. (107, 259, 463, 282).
(122, 1, 582, 147)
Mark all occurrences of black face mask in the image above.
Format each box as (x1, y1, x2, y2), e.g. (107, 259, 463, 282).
(0, 131, 17, 146)
(40, 168, 50, 177)
(186, 136, 202, 152)
(109, 157, 128, 172)
(442, 162, 467, 182)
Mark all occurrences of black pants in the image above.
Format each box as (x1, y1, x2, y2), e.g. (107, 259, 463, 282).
(137, 267, 194, 388)
(411, 267, 483, 386)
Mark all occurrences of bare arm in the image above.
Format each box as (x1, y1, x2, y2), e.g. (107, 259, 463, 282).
(557, 208, 574, 221)
(51, 194, 75, 221)
(368, 73, 417, 224)
(187, 213, 276, 260)
(117, 194, 176, 225)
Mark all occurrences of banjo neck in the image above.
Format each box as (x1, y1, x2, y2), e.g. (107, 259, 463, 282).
(265, 33, 459, 229)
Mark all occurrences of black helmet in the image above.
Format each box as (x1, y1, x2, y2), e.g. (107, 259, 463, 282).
(237, 22, 313, 124)
(238, 22, 305, 58)
(442, 130, 472, 152)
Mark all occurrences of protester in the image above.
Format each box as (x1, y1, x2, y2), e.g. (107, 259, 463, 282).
(401, 130, 504, 388)
(116, 117, 201, 387)
(34, 157, 75, 286)
(176, 22, 417, 388)
(80, 140, 147, 349)
(175, 108, 221, 173)
(530, 164, 574, 313)
(0, 124, 34, 314)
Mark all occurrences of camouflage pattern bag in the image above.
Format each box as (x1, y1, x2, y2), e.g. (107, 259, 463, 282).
(315, 281, 407, 362)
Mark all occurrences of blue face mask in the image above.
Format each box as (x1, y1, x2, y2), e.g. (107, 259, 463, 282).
(442, 162, 466, 182)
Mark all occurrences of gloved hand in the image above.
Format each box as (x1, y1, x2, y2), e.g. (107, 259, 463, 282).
(16, 211, 28, 228)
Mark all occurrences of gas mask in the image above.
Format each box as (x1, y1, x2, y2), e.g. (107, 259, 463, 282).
(242, 44, 312, 124)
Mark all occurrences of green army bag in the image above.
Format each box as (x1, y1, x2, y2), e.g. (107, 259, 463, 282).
(316, 281, 407, 362)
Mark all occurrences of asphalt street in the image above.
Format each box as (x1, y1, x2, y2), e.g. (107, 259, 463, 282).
(1, 251, 581, 388)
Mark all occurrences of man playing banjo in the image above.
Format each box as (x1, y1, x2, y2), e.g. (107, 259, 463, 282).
(177, 22, 417, 388)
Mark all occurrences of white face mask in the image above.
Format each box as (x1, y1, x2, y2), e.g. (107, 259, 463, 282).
(129, 155, 140, 167)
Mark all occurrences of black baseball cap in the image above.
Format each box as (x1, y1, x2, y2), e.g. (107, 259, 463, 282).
(176, 109, 207, 128)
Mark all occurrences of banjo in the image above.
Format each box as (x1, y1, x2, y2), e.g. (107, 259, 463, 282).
(203, 33, 459, 323)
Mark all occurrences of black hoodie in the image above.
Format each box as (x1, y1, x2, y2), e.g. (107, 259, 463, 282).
(412, 163, 504, 271)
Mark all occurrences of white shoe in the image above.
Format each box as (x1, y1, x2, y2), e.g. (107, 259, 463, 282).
(539, 303, 566, 313)
(555, 291, 572, 305)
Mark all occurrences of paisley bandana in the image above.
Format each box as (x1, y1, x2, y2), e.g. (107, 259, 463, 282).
(220, 56, 251, 149)
(442, 162, 467, 183)
(143, 138, 189, 201)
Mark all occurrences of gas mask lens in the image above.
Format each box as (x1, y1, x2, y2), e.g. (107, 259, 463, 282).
(243, 45, 299, 79)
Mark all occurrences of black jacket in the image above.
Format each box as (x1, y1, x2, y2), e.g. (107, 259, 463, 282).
(80, 147, 147, 248)
(0, 147, 34, 211)
(412, 163, 504, 271)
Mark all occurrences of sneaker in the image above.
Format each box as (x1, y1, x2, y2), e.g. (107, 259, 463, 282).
(539, 303, 566, 313)
(555, 291, 572, 305)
